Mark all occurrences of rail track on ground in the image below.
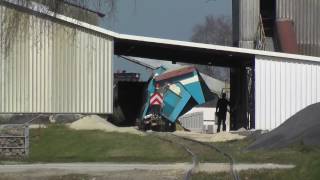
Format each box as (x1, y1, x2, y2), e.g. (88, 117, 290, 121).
(152, 132, 240, 180)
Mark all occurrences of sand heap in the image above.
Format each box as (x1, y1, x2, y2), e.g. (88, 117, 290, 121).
(248, 103, 320, 150)
(173, 131, 246, 142)
(69, 115, 144, 136)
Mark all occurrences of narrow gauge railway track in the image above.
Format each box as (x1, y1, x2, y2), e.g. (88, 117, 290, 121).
(153, 133, 198, 180)
(152, 133, 240, 180)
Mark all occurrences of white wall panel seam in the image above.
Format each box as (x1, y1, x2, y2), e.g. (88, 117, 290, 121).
(0, 7, 2, 112)
(110, 38, 114, 112)
(0, 5, 113, 114)
(255, 55, 320, 130)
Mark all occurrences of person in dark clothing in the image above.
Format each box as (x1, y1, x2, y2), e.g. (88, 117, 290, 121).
(216, 93, 230, 132)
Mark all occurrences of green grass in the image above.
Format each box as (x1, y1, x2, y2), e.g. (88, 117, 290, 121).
(25, 125, 189, 163)
(191, 138, 320, 180)
(212, 137, 320, 164)
(192, 172, 232, 180)
(2, 125, 320, 179)
(193, 167, 320, 180)
(26, 126, 228, 163)
(158, 134, 227, 163)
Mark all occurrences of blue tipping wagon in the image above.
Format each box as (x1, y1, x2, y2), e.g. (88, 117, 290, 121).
(140, 66, 214, 131)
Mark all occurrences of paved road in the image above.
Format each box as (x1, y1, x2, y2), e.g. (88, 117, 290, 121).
(0, 163, 295, 180)
(0, 163, 191, 173)
(200, 163, 295, 172)
(0, 162, 295, 173)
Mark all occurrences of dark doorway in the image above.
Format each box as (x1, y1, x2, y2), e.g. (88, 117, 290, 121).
(113, 81, 147, 126)
(230, 65, 255, 130)
(260, 0, 276, 37)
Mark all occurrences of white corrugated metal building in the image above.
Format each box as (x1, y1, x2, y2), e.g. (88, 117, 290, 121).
(1, 1, 320, 130)
(0, 1, 114, 114)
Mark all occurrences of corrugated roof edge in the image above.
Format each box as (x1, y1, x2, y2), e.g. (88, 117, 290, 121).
(2, 0, 320, 64)
(119, 34, 320, 63)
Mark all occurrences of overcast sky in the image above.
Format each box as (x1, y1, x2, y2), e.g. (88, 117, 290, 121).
(101, 0, 232, 41)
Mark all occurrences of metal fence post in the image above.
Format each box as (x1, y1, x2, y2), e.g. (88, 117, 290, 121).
(24, 125, 29, 156)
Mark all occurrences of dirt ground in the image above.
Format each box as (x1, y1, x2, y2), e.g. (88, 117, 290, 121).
(173, 131, 246, 142)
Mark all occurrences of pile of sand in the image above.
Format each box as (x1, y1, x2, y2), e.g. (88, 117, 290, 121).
(248, 103, 320, 150)
(68, 115, 144, 136)
(173, 131, 246, 142)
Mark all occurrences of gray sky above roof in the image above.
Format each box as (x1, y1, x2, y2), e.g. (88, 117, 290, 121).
(102, 0, 232, 41)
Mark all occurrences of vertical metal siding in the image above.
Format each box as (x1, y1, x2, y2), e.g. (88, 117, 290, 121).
(0, 5, 113, 114)
(255, 55, 320, 130)
(178, 112, 204, 133)
(276, 0, 320, 56)
(233, 0, 260, 48)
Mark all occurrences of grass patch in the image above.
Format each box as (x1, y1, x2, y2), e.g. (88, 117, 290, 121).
(2, 125, 320, 179)
(192, 172, 232, 180)
(195, 138, 320, 180)
(193, 168, 320, 180)
(152, 133, 228, 163)
(212, 138, 320, 164)
(25, 125, 189, 163)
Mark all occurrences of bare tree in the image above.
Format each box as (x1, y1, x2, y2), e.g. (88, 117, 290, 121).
(190, 15, 232, 82)
(2, 0, 117, 25)
(36, 0, 117, 23)
(191, 15, 232, 45)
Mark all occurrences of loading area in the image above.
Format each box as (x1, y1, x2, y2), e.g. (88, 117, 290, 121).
(1, 0, 320, 133)
(114, 36, 256, 131)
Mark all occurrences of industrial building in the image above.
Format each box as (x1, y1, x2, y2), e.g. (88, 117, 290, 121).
(233, 0, 320, 55)
(232, 0, 320, 130)
(1, 1, 320, 131)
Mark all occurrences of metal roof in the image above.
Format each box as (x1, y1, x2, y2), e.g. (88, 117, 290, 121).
(114, 34, 320, 65)
(3, 0, 320, 64)
(155, 66, 196, 82)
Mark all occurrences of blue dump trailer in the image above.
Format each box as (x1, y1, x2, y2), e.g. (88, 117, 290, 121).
(140, 66, 214, 131)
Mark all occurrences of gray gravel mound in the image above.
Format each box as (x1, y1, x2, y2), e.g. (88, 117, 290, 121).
(247, 103, 320, 150)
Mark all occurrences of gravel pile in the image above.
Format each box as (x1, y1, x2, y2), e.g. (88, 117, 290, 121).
(173, 131, 246, 142)
(248, 103, 320, 150)
(69, 115, 144, 136)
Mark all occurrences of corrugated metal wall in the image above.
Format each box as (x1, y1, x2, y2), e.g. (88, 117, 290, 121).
(0, 5, 113, 113)
(232, 0, 260, 48)
(276, 0, 320, 57)
(255, 55, 320, 130)
(179, 112, 204, 133)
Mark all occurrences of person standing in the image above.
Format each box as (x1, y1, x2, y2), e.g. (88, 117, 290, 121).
(216, 93, 230, 132)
